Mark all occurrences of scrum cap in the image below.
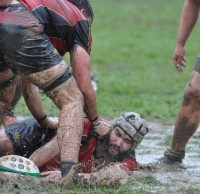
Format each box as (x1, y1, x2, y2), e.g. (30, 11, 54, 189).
(113, 112, 148, 150)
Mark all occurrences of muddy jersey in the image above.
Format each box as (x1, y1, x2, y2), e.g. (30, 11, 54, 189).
(40, 118, 137, 173)
(19, 0, 92, 55)
(0, 4, 62, 74)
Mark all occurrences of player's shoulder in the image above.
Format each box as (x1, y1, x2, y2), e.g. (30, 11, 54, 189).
(20, 0, 86, 25)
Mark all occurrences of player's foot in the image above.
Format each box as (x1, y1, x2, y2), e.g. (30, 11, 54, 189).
(60, 161, 82, 187)
(163, 147, 185, 162)
(152, 147, 186, 171)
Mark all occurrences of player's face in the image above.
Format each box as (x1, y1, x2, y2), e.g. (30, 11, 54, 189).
(108, 127, 133, 157)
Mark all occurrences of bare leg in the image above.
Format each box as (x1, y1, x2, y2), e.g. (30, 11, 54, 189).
(2, 77, 21, 125)
(0, 128, 14, 156)
(172, 71, 200, 150)
(164, 71, 200, 161)
(0, 69, 17, 124)
(26, 60, 84, 164)
(4, 79, 22, 117)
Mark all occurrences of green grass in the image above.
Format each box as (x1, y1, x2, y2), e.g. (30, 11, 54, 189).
(186, 187, 200, 194)
(158, 135, 173, 146)
(0, 184, 135, 194)
(16, 0, 200, 124)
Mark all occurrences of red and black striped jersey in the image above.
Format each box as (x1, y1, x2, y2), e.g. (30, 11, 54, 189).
(19, 0, 92, 55)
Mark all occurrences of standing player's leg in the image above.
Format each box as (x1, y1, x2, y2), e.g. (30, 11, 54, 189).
(0, 6, 84, 181)
(0, 68, 17, 125)
(2, 77, 21, 125)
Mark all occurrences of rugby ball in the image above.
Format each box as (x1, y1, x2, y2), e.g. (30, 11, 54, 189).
(0, 155, 40, 177)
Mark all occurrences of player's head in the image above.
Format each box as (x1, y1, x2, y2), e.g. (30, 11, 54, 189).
(0, 0, 12, 7)
(105, 112, 148, 160)
(68, 0, 94, 25)
(112, 112, 148, 150)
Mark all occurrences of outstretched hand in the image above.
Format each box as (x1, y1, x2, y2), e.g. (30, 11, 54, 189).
(41, 170, 61, 180)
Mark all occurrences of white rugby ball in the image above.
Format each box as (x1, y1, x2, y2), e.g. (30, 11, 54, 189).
(0, 155, 40, 177)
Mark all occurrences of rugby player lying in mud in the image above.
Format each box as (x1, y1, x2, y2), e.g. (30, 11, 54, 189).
(0, 112, 148, 182)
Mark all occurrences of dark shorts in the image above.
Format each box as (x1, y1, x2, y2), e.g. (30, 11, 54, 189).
(5, 118, 56, 157)
(0, 4, 62, 75)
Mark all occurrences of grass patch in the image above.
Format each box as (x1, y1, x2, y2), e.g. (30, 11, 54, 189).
(134, 175, 162, 186)
(158, 135, 173, 146)
(0, 184, 134, 194)
(186, 187, 200, 194)
(15, 0, 200, 124)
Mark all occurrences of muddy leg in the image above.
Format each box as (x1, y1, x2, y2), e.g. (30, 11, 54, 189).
(0, 128, 14, 156)
(165, 71, 200, 161)
(3, 77, 21, 125)
(0, 69, 17, 125)
(4, 79, 22, 116)
(26, 60, 84, 165)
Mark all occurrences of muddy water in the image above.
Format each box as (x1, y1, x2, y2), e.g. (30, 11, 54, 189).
(133, 121, 200, 193)
(2, 117, 200, 193)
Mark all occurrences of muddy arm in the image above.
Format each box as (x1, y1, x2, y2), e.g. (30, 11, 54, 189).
(29, 136, 59, 167)
(70, 44, 98, 121)
(70, 45, 110, 138)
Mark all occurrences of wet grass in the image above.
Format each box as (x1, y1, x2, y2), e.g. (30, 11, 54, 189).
(158, 135, 173, 146)
(186, 188, 200, 194)
(134, 175, 163, 186)
(130, 175, 170, 193)
(0, 185, 134, 194)
(16, 0, 200, 124)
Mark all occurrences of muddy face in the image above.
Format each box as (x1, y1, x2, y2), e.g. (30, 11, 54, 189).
(105, 128, 132, 161)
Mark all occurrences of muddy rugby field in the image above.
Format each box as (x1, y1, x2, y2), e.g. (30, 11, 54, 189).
(0, 119, 200, 194)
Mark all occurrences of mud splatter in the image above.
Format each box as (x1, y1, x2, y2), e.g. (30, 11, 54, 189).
(4, 118, 199, 193)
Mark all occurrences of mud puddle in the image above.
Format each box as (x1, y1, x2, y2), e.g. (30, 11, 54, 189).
(1, 117, 200, 193)
(133, 121, 200, 193)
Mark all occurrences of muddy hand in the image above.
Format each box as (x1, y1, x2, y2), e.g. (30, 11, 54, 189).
(41, 170, 61, 180)
(90, 164, 129, 186)
(92, 121, 110, 139)
(39, 116, 58, 129)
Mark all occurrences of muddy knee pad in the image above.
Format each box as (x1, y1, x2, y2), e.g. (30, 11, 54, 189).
(41, 67, 72, 93)
(164, 147, 185, 162)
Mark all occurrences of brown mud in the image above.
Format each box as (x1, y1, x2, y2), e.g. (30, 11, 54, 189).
(0, 120, 200, 193)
